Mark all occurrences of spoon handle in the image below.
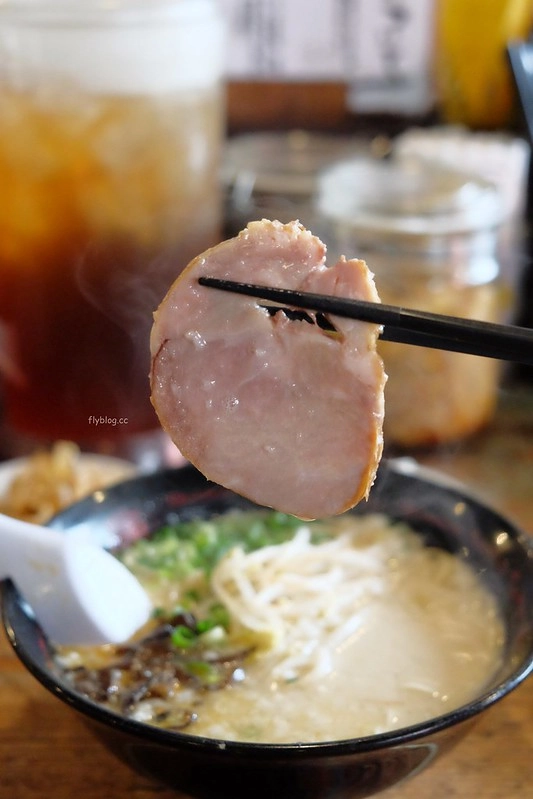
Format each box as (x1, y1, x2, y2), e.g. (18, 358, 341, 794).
(0, 513, 65, 581)
(0, 511, 152, 645)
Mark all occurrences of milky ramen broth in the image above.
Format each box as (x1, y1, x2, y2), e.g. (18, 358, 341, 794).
(56, 512, 504, 744)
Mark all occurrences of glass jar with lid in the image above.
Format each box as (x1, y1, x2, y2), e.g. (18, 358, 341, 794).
(316, 157, 506, 448)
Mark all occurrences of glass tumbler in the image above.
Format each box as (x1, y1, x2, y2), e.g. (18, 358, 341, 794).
(434, 0, 533, 129)
(0, 0, 226, 454)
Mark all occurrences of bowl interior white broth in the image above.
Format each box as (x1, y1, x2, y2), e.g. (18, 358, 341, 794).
(54, 507, 504, 744)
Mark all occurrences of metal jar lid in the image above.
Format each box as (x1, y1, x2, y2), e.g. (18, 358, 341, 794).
(316, 156, 505, 241)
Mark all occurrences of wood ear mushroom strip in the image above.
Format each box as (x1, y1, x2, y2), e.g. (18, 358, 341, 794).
(150, 219, 386, 519)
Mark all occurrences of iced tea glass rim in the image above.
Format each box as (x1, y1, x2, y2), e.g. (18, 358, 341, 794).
(0, 0, 218, 27)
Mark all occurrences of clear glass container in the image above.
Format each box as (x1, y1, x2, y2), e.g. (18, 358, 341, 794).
(0, 0, 225, 453)
(223, 131, 378, 234)
(316, 156, 506, 448)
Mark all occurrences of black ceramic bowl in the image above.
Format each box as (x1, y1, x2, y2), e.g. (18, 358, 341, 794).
(2, 459, 533, 799)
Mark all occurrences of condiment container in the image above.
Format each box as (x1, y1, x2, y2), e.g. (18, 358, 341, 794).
(316, 157, 506, 448)
(223, 131, 377, 234)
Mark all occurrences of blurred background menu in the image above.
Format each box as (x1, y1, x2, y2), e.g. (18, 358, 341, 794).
(222, 0, 435, 117)
(222, 0, 533, 130)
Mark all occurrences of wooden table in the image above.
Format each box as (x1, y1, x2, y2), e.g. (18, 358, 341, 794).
(1, 385, 532, 799)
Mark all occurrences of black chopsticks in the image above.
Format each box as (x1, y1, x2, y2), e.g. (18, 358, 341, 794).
(198, 277, 533, 366)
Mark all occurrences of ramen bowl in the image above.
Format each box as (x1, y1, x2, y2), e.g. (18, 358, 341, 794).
(2, 459, 533, 799)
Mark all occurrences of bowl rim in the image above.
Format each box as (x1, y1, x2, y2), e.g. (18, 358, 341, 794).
(3, 457, 533, 758)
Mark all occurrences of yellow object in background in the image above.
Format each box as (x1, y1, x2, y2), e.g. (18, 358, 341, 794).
(435, 0, 533, 128)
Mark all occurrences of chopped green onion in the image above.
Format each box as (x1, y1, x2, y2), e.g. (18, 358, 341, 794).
(196, 618, 216, 634)
(171, 625, 197, 649)
(120, 510, 332, 587)
(185, 660, 221, 686)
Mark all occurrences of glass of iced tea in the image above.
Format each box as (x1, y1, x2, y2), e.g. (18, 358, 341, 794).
(0, 0, 225, 458)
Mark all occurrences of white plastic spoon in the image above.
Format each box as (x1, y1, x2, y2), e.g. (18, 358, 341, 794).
(0, 511, 152, 645)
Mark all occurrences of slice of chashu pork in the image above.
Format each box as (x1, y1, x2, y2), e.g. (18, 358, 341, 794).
(150, 220, 386, 520)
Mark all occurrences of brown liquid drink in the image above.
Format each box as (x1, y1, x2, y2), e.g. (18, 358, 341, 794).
(0, 1, 225, 445)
